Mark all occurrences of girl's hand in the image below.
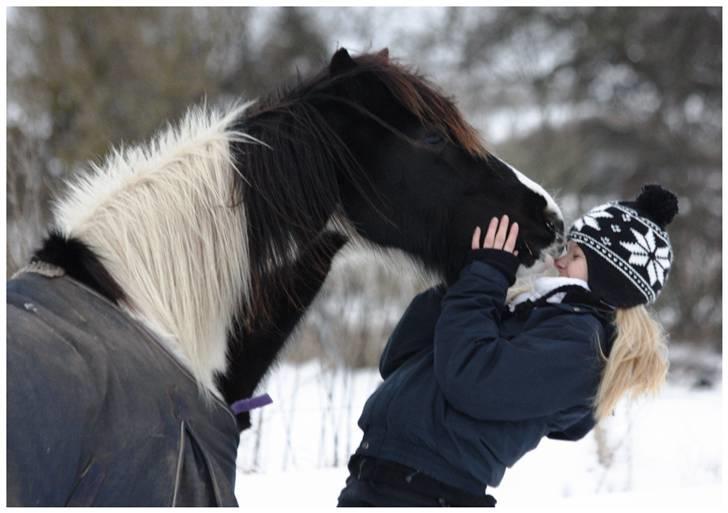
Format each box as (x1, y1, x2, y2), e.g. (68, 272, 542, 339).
(472, 215, 519, 256)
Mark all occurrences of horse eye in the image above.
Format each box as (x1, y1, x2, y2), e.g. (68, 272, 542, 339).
(422, 132, 445, 145)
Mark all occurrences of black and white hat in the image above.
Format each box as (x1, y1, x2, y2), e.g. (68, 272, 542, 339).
(568, 184, 678, 308)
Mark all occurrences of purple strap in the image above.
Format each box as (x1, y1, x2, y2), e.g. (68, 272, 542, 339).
(230, 393, 273, 415)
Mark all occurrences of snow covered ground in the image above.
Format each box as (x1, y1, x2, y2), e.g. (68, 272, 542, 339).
(235, 359, 722, 508)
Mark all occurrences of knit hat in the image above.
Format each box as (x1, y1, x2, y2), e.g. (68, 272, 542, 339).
(567, 184, 678, 308)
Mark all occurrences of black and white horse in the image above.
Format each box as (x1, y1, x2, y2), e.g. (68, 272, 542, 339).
(7, 48, 563, 506)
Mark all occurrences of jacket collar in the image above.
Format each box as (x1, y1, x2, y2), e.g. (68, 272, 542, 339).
(509, 283, 615, 323)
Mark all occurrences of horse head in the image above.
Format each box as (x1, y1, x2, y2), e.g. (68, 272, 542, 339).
(311, 48, 564, 283)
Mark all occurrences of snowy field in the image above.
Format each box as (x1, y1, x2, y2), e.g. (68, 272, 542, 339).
(235, 354, 723, 509)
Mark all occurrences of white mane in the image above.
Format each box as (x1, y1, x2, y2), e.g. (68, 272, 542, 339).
(53, 102, 261, 399)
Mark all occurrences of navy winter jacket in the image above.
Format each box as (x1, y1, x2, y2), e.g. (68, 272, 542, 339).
(353, 250, 614, 496)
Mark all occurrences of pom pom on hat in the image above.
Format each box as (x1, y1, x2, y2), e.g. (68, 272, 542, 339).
(633, 184, 679, 228)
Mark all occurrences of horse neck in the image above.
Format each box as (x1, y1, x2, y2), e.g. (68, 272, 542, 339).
(233, 103, 357, 318)
(53, 104, 252, 398)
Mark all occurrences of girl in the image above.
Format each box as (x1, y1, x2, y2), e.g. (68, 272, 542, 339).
(337, 184, 678, 507)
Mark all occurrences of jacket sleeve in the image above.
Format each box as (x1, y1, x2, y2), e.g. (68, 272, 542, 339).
(433, 260, 605, 422)
(547, 414, 595, 441)
(379, 286, 445, 379)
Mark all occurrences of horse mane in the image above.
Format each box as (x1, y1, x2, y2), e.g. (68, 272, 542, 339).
(230, 98, 363, 328)
(52, 102, 257, 397)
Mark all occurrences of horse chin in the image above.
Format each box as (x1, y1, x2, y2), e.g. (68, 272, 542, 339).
(516, 233, 564, 268)
(518, 252, 538, 268)
(515, 239, 539, 267)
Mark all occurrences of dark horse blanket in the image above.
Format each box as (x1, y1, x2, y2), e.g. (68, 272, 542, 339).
(7, 268, 239, 506)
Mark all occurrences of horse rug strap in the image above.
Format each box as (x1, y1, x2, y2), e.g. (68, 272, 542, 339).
(6, 271, 240, 506)
(231, 393, 273, 415)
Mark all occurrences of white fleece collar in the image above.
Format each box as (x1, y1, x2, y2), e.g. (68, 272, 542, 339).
(509, 276, 590, 310)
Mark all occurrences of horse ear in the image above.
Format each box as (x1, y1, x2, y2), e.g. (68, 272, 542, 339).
(330, 47, 356, 75)
(378, 48, 389, 61)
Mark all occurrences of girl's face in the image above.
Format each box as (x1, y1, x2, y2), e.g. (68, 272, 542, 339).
(553, 241, 589, 281)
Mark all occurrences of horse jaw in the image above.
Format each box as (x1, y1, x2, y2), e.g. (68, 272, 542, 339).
(325, 214, 444, 289)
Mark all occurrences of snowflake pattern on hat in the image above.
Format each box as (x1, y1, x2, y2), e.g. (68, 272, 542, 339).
(620, 227, 671, 286)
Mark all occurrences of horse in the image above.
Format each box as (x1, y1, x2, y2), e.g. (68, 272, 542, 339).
(7, 47, 564, 506)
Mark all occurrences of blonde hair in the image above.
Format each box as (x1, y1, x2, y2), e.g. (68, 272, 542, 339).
(593, 305, 669, 421)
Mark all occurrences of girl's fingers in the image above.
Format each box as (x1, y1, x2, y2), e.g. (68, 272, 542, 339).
(494, 215, 509, 249)
(504, 222, 519, 253)
(471, 226, 481, 250)
(483, 217, 498, 248)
